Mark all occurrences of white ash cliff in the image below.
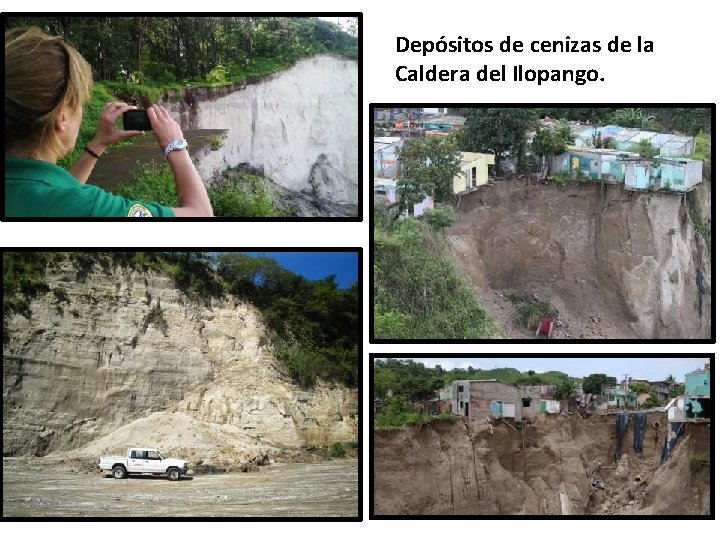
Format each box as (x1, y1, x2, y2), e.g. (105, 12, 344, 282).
(162, 55, 358, 209)
(3, 263, 357, 468)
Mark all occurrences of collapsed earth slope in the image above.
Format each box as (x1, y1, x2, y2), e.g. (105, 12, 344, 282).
(374, 414, 709, 515)
(448, 180, 711, 339)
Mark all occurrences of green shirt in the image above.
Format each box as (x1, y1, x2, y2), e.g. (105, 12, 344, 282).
(5, 157, 174, 217)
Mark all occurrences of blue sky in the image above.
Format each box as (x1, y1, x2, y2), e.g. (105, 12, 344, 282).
(244, 252, 358, 289)
(400, 358, 710, 382)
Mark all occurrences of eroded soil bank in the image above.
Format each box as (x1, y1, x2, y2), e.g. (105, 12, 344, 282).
(447, 179, 711, 339)
(374, 414, 709, 515)
(3, 459, 358, 517)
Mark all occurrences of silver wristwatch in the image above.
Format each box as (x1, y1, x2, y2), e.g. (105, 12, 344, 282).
(164, 138, 188, 157)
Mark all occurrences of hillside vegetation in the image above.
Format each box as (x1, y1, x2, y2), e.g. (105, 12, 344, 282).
(374, 208, 499, 339)
(374, 358, 579, 401)
(3, 252, 358, 388)
(373, 358, 581, 429)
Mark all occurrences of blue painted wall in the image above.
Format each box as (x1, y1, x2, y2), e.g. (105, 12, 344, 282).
(685, 371, 710, 398)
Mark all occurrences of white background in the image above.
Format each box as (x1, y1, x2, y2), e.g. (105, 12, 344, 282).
(1, 0, 718, 532)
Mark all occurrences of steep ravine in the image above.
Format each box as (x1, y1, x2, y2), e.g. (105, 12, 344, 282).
(374, 415, 710, 515)
(2, 263, 357, 470)
(161, 55, 358, 215)
(447, 180, 711, 339)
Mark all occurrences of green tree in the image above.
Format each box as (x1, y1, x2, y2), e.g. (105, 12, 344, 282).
(629, 382, 651, 394)
(610, 108, 656, 129)
(532, 121, 573, 161)
(461, 108, 537, 172)
(630, 139, 659, 159)
(524, 370, 541, 385)
(582, 373, 617, 394)
(373, 358, 445, 401)
(553, 377, 577, 402)
(422, 204, 456, 231)
(670, 384, 685, 398)
(4, 16, 358, 83)
(397, 137, 461, 210)
(374, 364, 400, 398)
(643, 395, 662, 408)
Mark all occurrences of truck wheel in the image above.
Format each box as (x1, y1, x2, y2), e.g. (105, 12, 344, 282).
(167, 467, 180, 481)
(112, 465, 127, 479)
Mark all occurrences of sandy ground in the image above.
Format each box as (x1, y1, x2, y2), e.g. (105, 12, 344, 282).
(3, 459, 358, 518)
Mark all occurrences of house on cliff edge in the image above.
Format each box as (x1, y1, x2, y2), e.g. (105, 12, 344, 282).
(451, 380, 558, 422)
(452, 152, 496, 195)
(549, 147, 703, 193)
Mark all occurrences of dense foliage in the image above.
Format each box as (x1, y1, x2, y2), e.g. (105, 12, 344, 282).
(459, 108, 537, 167)
(531, 120, 574, 159)
(582, 373, 618, 394)
(5, 16, 358, 84)
(374, 208, 499, 339)
(629, 139, 659, 159)
(397, 136, 461, 208)
(117, 162, 287, 217)
(2, 252, 358, 388)
(373, 358, 581, 400)
(3, 252, 56, 342)
(374, 359, 446, 401)
(553, 378, 577, 401)
(374, 395, 454, 429)
(217, 253, 358, 387)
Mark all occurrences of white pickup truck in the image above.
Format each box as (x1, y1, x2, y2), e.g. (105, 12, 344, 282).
(98, 448, 189, 481)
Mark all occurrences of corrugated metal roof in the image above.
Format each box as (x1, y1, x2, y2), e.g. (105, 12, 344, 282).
(419, 113, 466, 125)
(460, 151, 492, 163)
(551, 122, 695, 156)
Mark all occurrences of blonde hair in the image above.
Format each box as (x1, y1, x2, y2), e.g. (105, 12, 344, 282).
(5, 27, 93, 157)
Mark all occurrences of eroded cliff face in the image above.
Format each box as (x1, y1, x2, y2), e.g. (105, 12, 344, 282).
(162, 55, 358, 208)
(2, 263, 357, 467)
(448, 180, 711, 339)
(374, 415, 709, 516)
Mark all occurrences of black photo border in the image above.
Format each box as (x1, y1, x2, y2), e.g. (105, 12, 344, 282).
(1, 246, 363, 522)
(369, 351, 715, 520)
(370, 103, 716, 343)
(2, 12, 363, 222)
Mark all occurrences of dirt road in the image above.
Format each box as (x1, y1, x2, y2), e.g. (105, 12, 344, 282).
(3, 459, 358, 518)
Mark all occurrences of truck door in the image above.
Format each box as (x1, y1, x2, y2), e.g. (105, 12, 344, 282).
(129, 449, 148, 472)
(147, 450, 163, 473)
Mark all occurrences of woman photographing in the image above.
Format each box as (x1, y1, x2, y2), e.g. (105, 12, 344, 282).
(5, 27, 213, 217)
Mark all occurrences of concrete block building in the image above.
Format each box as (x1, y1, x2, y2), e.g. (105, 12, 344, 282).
(452, 152, 496, 194)
(451, 380, 550, 422)
(684, 364, 711, 420)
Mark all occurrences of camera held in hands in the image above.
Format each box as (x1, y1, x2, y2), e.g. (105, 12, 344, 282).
(123, 110, 152, 131)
